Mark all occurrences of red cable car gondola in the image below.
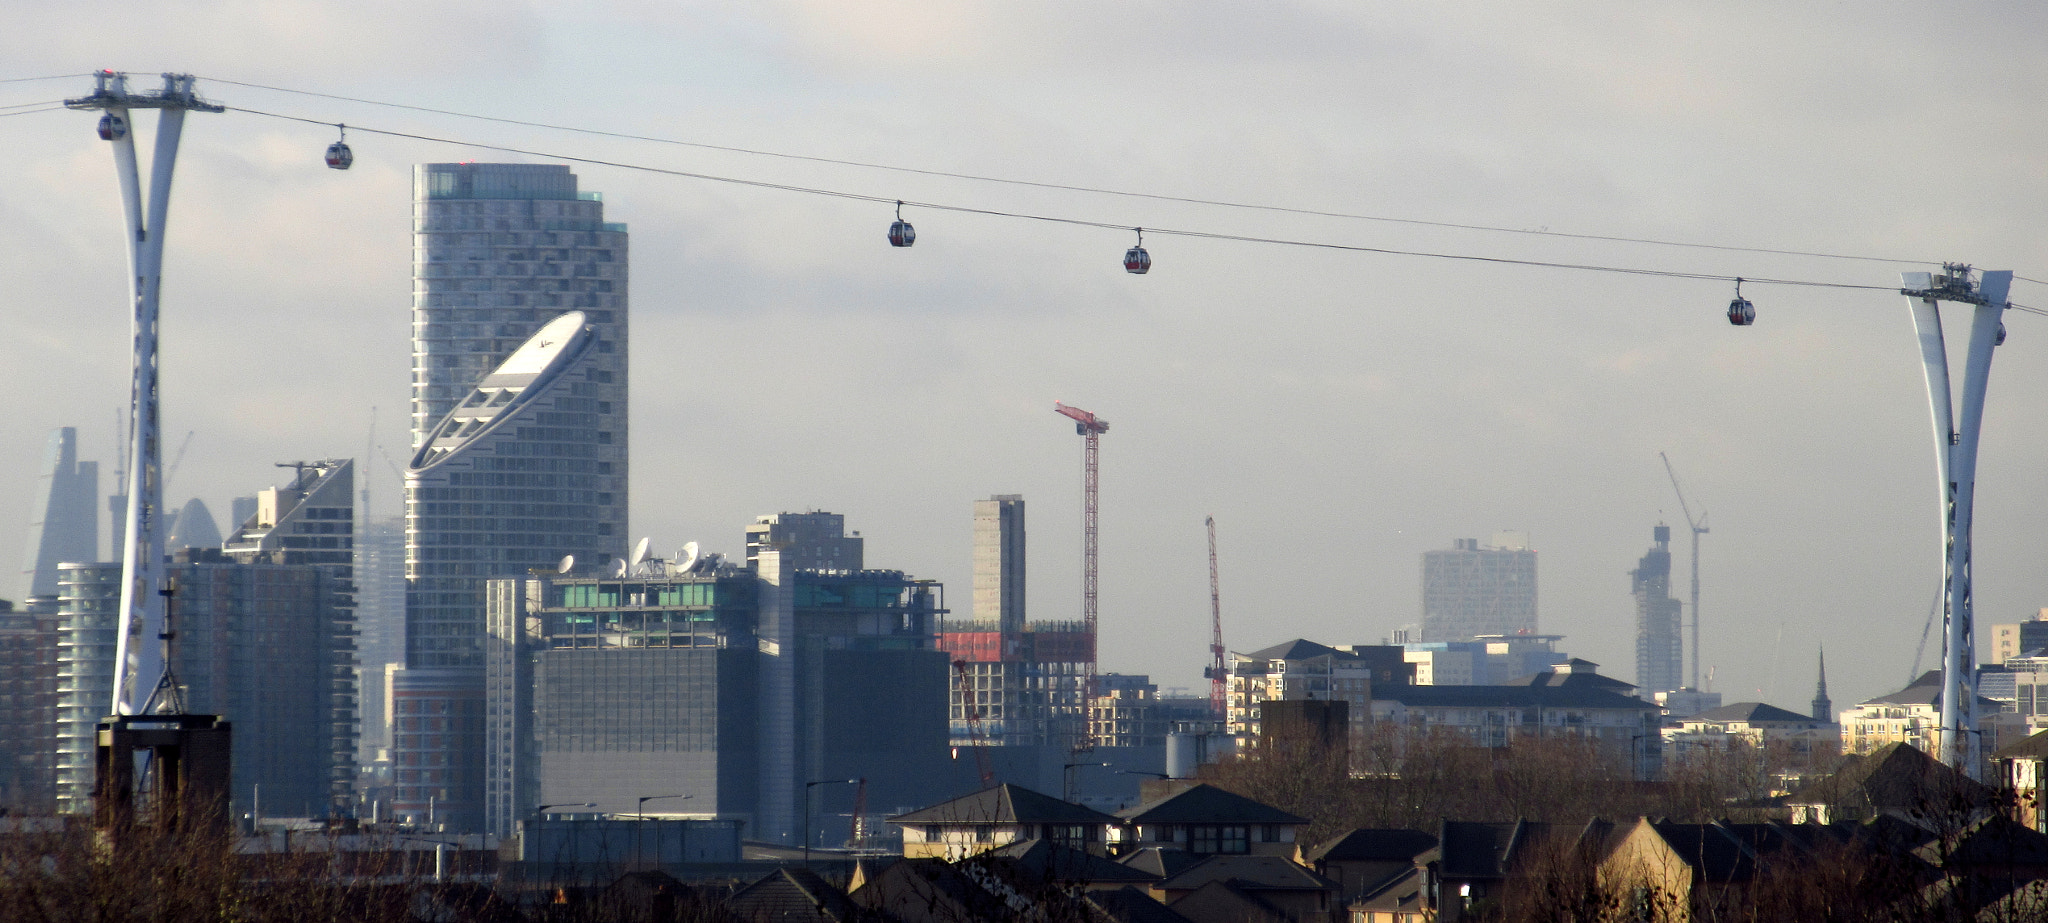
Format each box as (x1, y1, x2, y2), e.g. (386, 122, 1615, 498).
(325, 124, 353, 170)
(888, 201, 914, 247)
(1726, 278, 1754, 326)
(97, 114, 126, 141)
(1124, 229, 1150, 274)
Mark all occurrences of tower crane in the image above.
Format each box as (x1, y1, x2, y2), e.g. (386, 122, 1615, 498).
(1204, 517, 1226, 721)
(954, 659, 997, 789)
(1053, 402, 1109, 731)
(1659, 452, 1708, 691)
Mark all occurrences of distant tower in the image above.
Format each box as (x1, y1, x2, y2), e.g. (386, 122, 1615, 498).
(1420, 533, 1538, 642)
(20, 427, 99, 608)
(972, 495, 1026, 633)
(1632, 525, 1683, 697)
(745, 512, 864, 572)
(1812, 648, 1833, 723)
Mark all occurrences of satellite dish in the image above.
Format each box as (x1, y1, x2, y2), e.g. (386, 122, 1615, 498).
(611, 557, 628, 578)
(631, 537, 652, 568)
(678, 542, 701, 575)
(557, 554, 575, 575)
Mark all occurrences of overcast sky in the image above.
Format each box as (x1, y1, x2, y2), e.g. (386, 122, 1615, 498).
(4, 3, 2046, 715)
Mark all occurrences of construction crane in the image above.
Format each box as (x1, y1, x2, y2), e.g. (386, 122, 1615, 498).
(1659, 452, 1708, 691)
(1204, 516, 1226, 721)
(953, 659, 996, 789)
(846, 777, 869, 850)
(1053, 402, 1109, 747)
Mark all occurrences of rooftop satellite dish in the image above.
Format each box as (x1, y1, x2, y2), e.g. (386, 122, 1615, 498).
(677, 542, 701, 575)
(631, 537, 652, 568)
(557, 554, 575, 575)
(611, 557, 628, 578)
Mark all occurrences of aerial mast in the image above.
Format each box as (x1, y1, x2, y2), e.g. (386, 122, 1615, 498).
(1659, 452, 1707, 691)
(65, 72, 221, 716)
(1053, 402, 1109, 731)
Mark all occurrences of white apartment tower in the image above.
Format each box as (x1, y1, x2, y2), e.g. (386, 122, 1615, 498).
(972, 494, 1025, 633)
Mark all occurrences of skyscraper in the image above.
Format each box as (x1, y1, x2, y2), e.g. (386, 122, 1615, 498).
(972, 495, 1025, 633)
(1420, 533, 1538, 643)
(402, 311, 623, 830)
(20, 427, 98, 609)
(1632, 525, 1683, 697)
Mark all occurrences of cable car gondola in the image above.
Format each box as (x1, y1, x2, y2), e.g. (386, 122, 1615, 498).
(96, 114, 126, 141)
(887, 201, 914, 247)
(1124, 228, 1150, 274)
(1726, 278, 1754, 326)
(325, 124, 353, 170)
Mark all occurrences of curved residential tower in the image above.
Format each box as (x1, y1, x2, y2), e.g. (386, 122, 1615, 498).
(399, 311, 624, 829)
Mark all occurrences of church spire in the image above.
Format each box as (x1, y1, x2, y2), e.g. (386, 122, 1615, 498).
(1812, 647, 1833, 723)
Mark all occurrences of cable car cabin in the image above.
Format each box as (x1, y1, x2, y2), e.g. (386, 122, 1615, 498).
(325, 141, 354, 170)
(1124, 245, 1151, 274)
(97, 114, 126, 141)
(888, 218, 915, 247)
(1726, 296, 1755, 326)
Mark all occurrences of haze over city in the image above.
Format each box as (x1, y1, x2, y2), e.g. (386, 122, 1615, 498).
(5, 3, 2048, 720)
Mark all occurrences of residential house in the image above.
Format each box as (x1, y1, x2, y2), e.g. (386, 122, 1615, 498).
(1298, 828, 1437, 904)
(1116, 783, 1309, 858)
(888, 783, 1119, 859)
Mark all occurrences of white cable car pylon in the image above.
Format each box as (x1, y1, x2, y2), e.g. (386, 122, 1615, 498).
(64, 71, 221, 716)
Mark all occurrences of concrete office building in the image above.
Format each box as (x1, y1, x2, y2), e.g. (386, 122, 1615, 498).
(1632, 525, 1684, 698)
(972, 495, 1025, 633)
(402, 311, 623, 831)
(484, 542, 950, 843)
(745, 512, 864, 572)
(1991, 611, 2048, 665)
(53, 554, 349, 817)
(20, 427, 97, 610)
(1420, 533, 1537, 643)
(941, 494, 1092, 750)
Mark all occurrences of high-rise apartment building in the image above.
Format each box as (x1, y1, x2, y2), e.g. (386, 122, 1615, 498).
(20, 427, 98, 609)
(1420, 533, 1538, 643)
(402, 310, 624, 831)
(1632, 525, 1683, 698)
(53, 553, 349, 817)
(972, 495, 1025, 633)
(0, 601, 59, 812)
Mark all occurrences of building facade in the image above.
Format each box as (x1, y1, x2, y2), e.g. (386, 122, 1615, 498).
(942, 494, 1092, 751)
(0, 601, 59, 812)
(403, 311, 624, 831)
(1225, 639, 1412, 751)
(1420, 534, 1537, 643)
(744, 511, 865, 572)
(972, 495, 1025, 633)
(484, 540, 950, 842)
(1990, 612, 2048, 665)
(1631, 525, 1683, 698)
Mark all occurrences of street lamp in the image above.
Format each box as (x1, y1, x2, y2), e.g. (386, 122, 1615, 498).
(529, 802, 594, 867)
(634, 794, 691, 870)
(803, 779, 858, 868)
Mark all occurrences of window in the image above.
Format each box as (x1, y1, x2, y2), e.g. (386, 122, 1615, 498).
(924, 825, 942, 842)
(976, 826, 994, 842)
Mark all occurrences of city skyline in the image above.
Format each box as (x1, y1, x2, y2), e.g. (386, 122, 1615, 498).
(4, 6, 2048, 721)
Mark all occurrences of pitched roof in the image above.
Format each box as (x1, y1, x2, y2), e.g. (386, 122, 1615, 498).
(1432, 820, 1556, 879)
(1994, 728, 2048, 760)
(979, 838, 1159, 884)
(1167, 881, 1287, 923)
(1506, 664, 1638, 692)
(1118, 847, 1208, 879)
(1302, 828, 1438, 864)
(1158, 855, 1337, 892)
(1685, 702, 1822, 725)
(727, 868, 865, 923)
(1116, 784, 1308, 826)
(1785, 742, 1995, 813)
(888, 783, 1120, 826)
(1350, 867, 1428, 915)
(1084, 887, 1196, 923)
(1238, 638, 1343, 663)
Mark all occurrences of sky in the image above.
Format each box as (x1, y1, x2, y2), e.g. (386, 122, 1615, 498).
(4, 3, 2047, 716)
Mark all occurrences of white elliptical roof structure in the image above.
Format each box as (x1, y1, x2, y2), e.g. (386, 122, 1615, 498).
(409, 311, 596, 473)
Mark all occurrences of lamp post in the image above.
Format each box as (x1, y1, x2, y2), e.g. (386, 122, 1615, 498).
(530, 802, 594, 868)
(634, 794, 690, 869)
(803, 779, 858, 868)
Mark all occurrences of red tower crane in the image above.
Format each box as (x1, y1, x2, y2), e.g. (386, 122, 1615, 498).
(1053, 403, 1108, 712)
(1205, 516, 1226, 720)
